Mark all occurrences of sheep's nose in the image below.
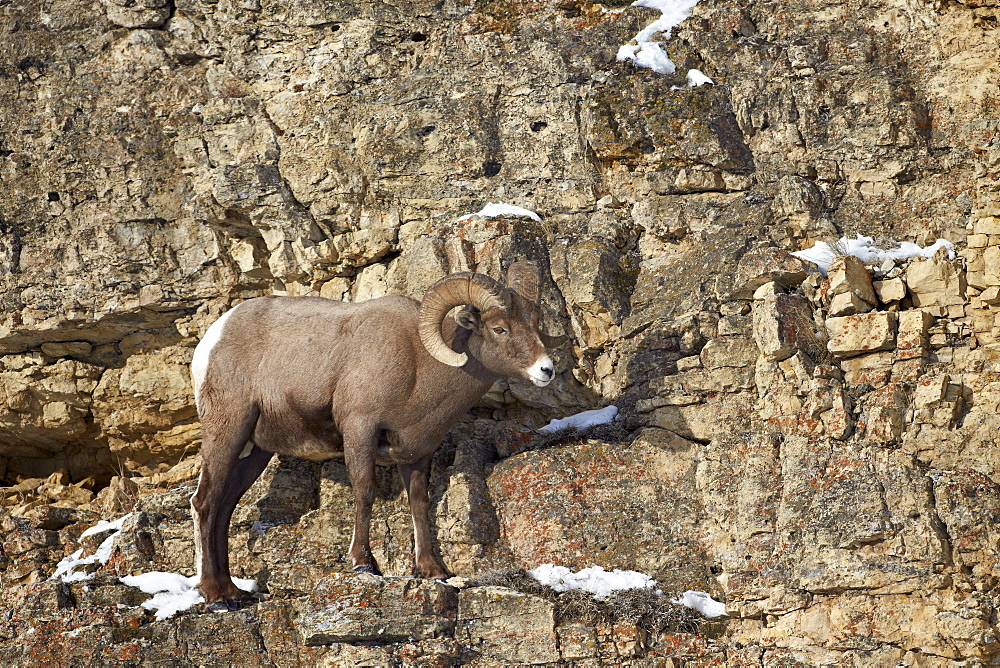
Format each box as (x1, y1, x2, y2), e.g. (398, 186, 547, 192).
(529, 356, 555, 387)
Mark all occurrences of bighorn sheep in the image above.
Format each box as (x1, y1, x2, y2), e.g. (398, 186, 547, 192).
(189, 261, 555, 609)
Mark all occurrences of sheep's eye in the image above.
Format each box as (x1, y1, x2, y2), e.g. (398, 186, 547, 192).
(492, 326, 507, 335)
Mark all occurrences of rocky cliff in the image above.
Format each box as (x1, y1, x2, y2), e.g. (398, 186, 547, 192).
(1, 0, 999, 663)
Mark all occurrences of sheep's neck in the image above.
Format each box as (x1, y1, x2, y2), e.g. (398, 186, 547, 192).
(443, 320, 498, 386)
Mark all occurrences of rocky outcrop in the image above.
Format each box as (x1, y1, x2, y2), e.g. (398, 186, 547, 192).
(2, 0, 1000, 662)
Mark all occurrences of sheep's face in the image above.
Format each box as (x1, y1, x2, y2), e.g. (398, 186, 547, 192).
(456, 296, 554, 386)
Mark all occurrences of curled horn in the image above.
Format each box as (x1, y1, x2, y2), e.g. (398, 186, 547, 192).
(505, 261, 540, 304)
(418, 272, 509, 367)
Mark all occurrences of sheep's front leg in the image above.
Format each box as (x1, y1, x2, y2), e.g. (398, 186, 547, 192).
(399, 455, 448, 580)
(344, 425, 382, 575)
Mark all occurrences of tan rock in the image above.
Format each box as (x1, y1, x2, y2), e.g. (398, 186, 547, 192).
(858, 382, 908, 442)
(753, 292, 824, 361)
(39, 342, 93, 358)
(91, 345, 199, 474)
(841, 353, 893, 386)
(828, 290, 872, 316)
(984, 245, 1000, 286)
(873, 276, 907, 303)
(826, 311, 897, 357)
(968, 233, 989, 248)
(896, 309, 933, 351)
(700, 337, 757, 369)
(100, 0, 171, 29)
(677, 355, 702, 371)
(295, 574, 457, 645)
(905, 251, 967, 306)
(980, 285, 1000, 304)
(456, 588, 559, 664)
(734, 246, 812, 296)
(827, 254, 877, 306)
(229, 238, 272, 279)
(974, 217, 1000, 235)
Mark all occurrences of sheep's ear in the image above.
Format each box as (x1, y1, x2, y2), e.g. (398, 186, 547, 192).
(455, 305, 481, 331)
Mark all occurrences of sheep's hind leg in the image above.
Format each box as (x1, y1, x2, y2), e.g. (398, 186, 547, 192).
(399, 456, 448, 580)
(209, 443, 273, 610)
(191, 406, 262, 610)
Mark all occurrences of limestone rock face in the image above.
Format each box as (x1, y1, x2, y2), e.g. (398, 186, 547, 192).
(295, 574, 457, 645)
(488, 432, 714, 593)
(2, 0, 1000, 662)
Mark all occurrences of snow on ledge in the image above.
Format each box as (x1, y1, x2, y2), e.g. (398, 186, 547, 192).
(51, 513, 133, 583)
(538, 405, 619, 433)
(670, 590, 728, 617)
(120, 571, 257, 621)
(791, 234, 955, 276)
(528, 564, 658, 599)
(617, 0, 703, 77)
(686, 69, 714, 87)
(456, 202, 541, 222)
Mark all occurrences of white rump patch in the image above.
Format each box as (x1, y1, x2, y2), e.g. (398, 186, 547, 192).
(191, 306, 238, 411)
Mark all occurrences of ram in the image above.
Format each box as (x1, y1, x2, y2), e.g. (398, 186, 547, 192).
(189, 261, 555, 609)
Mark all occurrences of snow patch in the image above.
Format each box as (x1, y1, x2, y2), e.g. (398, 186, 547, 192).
(52, 513, 133, 583)
(686, 69, 714, 87)
(528, 564, 658, 599)
(119, 571, 257, 621)
(617, 0, 703, 76)
(79, 514, 132, 540)
(457, 202, 541, 222)
(669, 590, 728, 617)
(792, 234, 954, 276)
(538, 405, 618, 433)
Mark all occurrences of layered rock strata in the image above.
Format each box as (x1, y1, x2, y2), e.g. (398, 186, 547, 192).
(1, 0, 999, 662)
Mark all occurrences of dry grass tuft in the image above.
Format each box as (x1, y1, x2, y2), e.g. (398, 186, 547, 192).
(523, 419, 634, 453)
(466, 567, 710, 635)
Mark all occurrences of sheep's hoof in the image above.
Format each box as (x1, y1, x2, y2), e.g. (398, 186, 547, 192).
(353, 565, 382, 576)
(206, 598, 243, 613)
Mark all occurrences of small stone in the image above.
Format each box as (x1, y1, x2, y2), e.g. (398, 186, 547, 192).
(896, 309, 933, 350)
(973, 217, 1000, 235)
(40, 341, 93, 358)
(912, 374, 948, 408)
(905, 251, 967, 307)
(984, 246, 1000, 286)
(753, 281, 782, 300)
(877, 257, 896, 276)
(827, 254, 877, 306)
(981, 286, 1000, 305)
(968, 233, 989, 248)
(735, 247, 812, 297)
(828, 290, 873, 317)
(456, 587, 559, 664)
(753, 292, 823, 361)
(874, 277, 907, 303)
(677, 355, 702, 371)
(295, 575, 457, 645)
(700, 337, 757, 369)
